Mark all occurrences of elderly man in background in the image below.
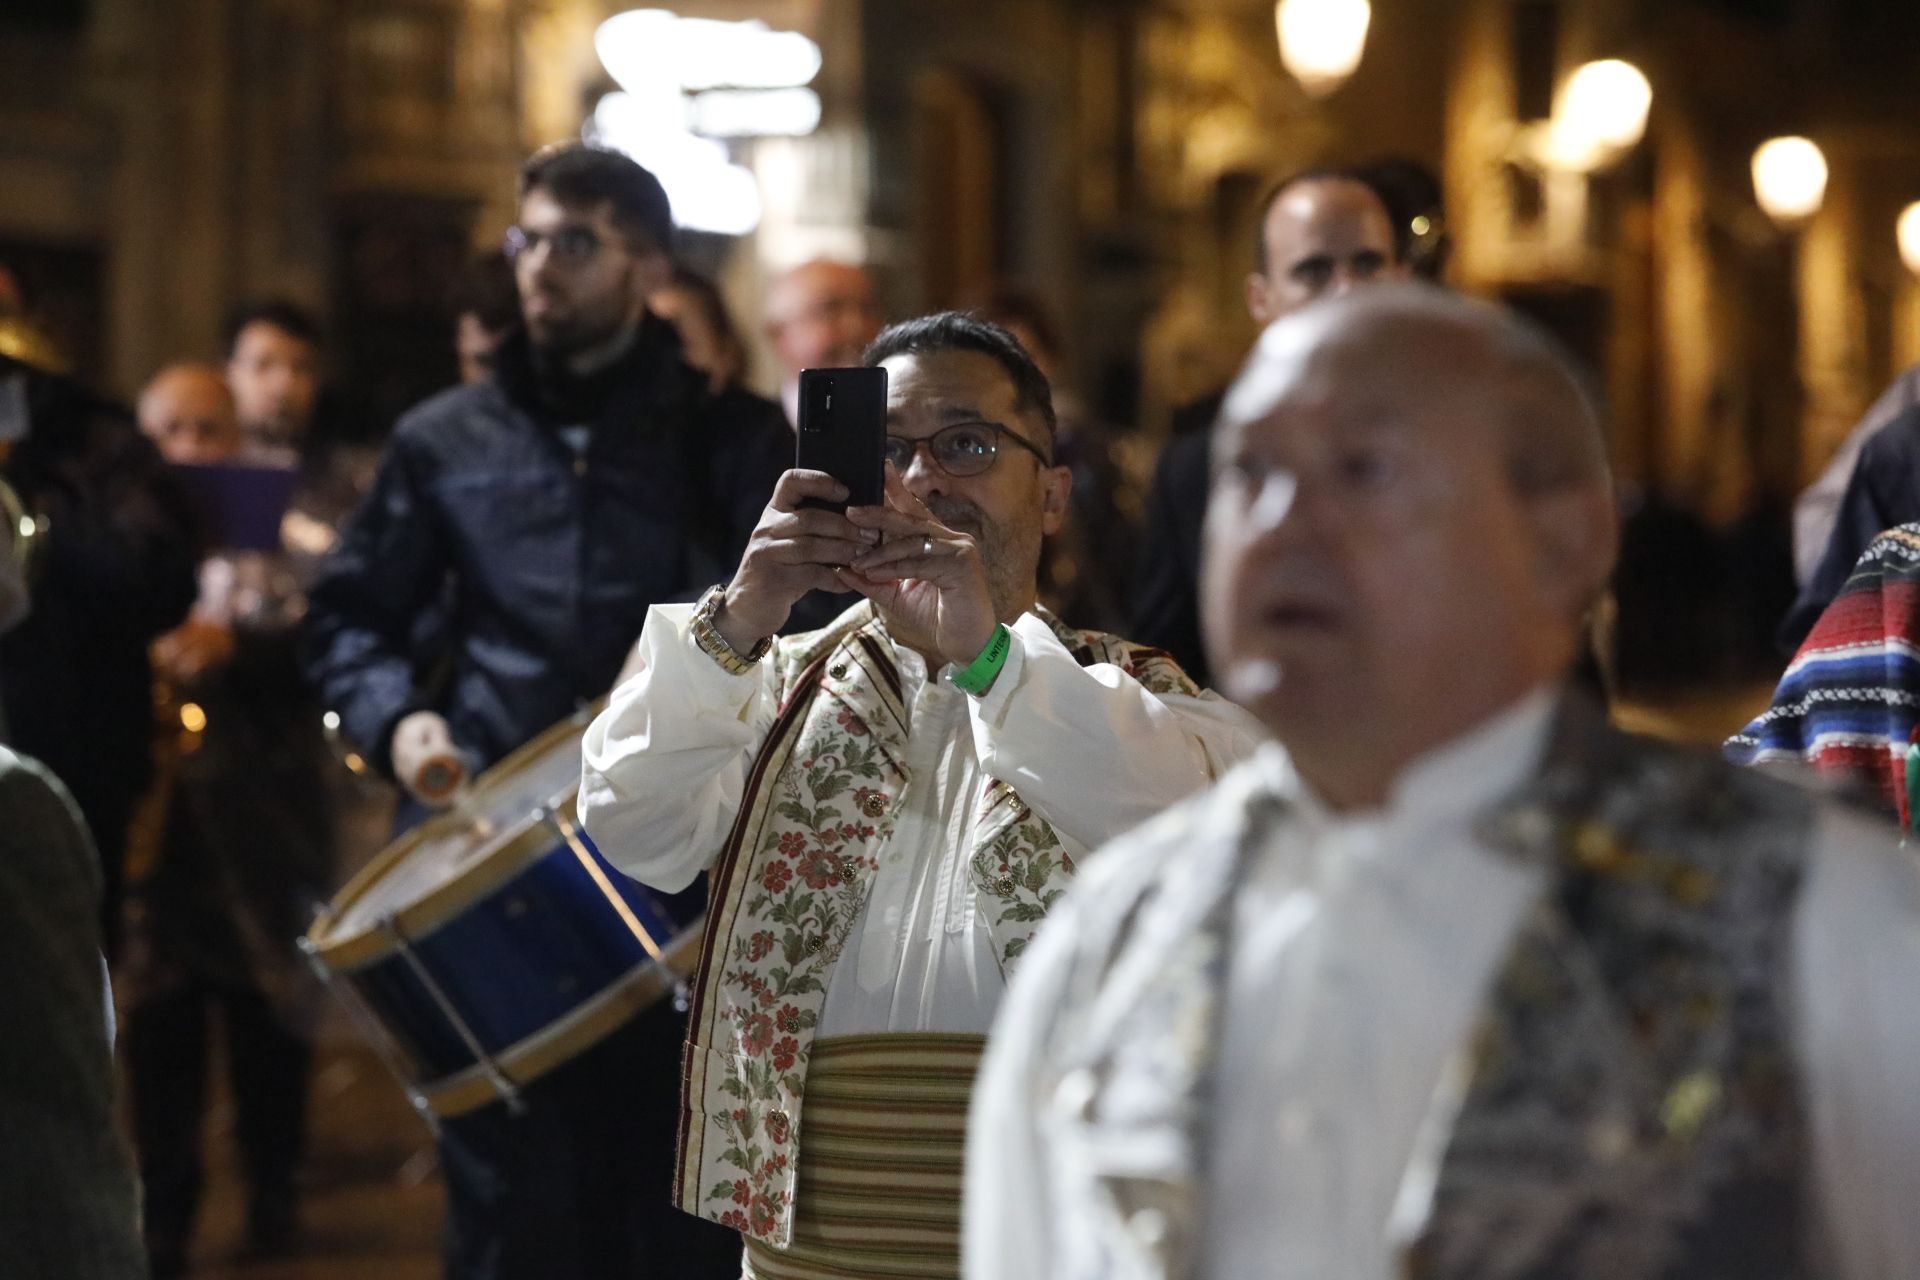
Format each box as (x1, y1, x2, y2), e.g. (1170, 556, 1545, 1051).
(129, 358, 335, 1277)
(764, 258, 884, 428)
(969, 284, 1920, 1280)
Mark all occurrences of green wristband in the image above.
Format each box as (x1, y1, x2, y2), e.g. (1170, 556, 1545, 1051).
(950, 623, 1012, 696)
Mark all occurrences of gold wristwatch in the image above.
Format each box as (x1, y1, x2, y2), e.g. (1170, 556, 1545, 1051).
(691, 584, 770, 675)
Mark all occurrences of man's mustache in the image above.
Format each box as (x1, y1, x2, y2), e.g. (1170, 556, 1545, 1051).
(927, 497, 984, 530)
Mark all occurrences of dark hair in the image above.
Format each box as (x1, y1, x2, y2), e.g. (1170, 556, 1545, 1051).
(973, 288, 1060, 363)
(1353, 156, 1450, 281)
(1250, 167, 1398, 276)
(223, 299, 321, 359)
(447, 251, 521, 333)
(519, 143, 674, 255)
(864, 312, 1057, 447)
(665, 267, 745, 367)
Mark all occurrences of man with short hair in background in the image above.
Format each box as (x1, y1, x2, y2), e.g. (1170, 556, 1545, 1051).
(1132, 168, 1408, 686)
(305, 142, 787, 1280)
(225, 301, 324, 453)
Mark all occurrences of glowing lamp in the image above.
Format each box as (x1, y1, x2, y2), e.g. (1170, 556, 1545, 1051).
(1752, 136, 1828, 225)
(1275, 0, 1371, 97)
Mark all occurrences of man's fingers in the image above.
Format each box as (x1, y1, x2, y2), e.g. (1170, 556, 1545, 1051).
(771, 468, 850, 512)
(844, 504, 929, 538)
(768, 535, 872, 566)
(772, 507, 876, 545)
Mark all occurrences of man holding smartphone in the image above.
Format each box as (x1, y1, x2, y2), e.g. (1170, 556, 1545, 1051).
(580, 312, 1264, 1279)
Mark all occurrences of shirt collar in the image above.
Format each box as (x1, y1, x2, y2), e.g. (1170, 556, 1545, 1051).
(1256, 685, 1560, 831)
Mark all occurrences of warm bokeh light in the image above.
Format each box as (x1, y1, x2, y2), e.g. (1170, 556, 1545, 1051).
(1275, 0, 1372, 97)
(1558, 60, 1653, 157)
(1752, 136, 1829, 224)
(1899, 202, 1920, 275)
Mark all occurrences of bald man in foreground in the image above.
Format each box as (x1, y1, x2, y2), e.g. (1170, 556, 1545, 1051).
(966, 285, 1920, 1280)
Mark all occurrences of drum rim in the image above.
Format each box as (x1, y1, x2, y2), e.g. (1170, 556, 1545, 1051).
(419, 923, 705, 1117)
(306, 709, 603, 971)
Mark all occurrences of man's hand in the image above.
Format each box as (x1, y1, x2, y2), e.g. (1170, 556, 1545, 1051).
(841, 466, 998, 669)
(152, 617, 236, 683)
(391, 710, 467, 807)
(715, 470, 876, 654)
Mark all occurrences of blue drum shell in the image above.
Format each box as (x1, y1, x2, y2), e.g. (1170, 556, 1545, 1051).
(333, 822, 703, 1087)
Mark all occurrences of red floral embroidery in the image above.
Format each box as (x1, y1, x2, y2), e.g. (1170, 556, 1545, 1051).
(771, 1037, 798, 1071)
(835, 707, 869, 737)
(731, 1179, 751, 1206)
(797, 851, 842, 889)
(742, 1013, 774, 1056)
(776, 1003, 802, 1034)
(746, 930, 776, 962)
(765, 1111, 790, 1144)
(778, 830, 807, 858)
(750, 1192, 779, 1236)
(719, 1210, 750, 1232)
(761, 861, 794, 893)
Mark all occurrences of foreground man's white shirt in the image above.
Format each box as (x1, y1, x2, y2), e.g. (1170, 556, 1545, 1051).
(965, 688, 1920, 1280)
(580, 602, 1265, 1034)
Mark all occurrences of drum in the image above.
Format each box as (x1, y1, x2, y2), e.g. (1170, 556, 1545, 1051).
(304, 709, 703, 1118)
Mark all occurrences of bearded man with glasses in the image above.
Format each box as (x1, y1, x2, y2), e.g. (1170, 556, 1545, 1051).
(579, 311, 1264, 1280)
(304, 143, 787, 1280)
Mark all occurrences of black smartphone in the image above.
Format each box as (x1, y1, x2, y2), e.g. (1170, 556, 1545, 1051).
(796, 366, 887, 513)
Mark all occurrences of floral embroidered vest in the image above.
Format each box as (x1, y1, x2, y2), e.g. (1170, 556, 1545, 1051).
(675, 601, 1198, 1246)
(1034, 694, 1820, 1280)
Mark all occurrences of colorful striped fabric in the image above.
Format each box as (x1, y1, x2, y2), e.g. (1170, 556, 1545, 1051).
(1726, 523, 1920, 826)
(741, 1033, 985, 1280)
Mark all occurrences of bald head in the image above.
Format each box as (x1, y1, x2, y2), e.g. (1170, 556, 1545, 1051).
(139, 363, 241, 464)
(765, 260, 882, 419)
(1204, 284, 1618, 809)
(1248, 174, 1405, 325)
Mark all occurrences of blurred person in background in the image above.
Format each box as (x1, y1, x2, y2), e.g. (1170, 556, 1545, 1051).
(650, 267, 749, 395)
(304, 142, 786, 1280)
(226, 301, 322, 455)
(1132, 168, 1408, 685)
(0, 334, 199, 957)
(450, 251, 521, 387)
(0, 485, 147, 1280)
(126, 361, 334, 1277)
(763, 258, 883, 428)
(978, 288, 1139, 633)
(1780, 370, 1920, 649)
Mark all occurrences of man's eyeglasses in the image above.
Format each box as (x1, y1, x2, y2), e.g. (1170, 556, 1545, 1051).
(503, 224, 612, 265)
(884, 422, 1052, 479)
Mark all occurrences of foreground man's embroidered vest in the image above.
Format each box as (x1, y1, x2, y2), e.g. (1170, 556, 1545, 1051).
(677, 602, 1197, 1246)
(1035, 696, 1820, 1280)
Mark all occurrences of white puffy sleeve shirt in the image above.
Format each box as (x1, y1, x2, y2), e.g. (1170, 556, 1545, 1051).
(579, 603, 1267, 1036)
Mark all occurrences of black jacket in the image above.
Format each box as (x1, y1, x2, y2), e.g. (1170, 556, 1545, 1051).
(1779, 404, 1920, 652)
(1130, 391, 1222, 687)
(304, 323, 789, 776)
(0, 355, 200, 828)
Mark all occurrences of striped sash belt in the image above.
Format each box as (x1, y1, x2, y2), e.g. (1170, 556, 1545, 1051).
(742, 1032, 987, 1280)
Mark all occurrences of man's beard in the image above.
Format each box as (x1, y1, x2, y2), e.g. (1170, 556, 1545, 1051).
(926, 495, 1040, 621)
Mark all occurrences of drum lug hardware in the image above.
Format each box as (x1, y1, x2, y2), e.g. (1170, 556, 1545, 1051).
(299, 934, 444, 1136)
(377, 915, 528, 1116)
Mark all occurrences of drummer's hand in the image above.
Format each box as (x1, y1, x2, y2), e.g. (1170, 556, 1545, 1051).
(152, 617, 236, 683)
(840, 465, 998, 669)
(392, 710, 467, 808)
(715, 469, 877, 654)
